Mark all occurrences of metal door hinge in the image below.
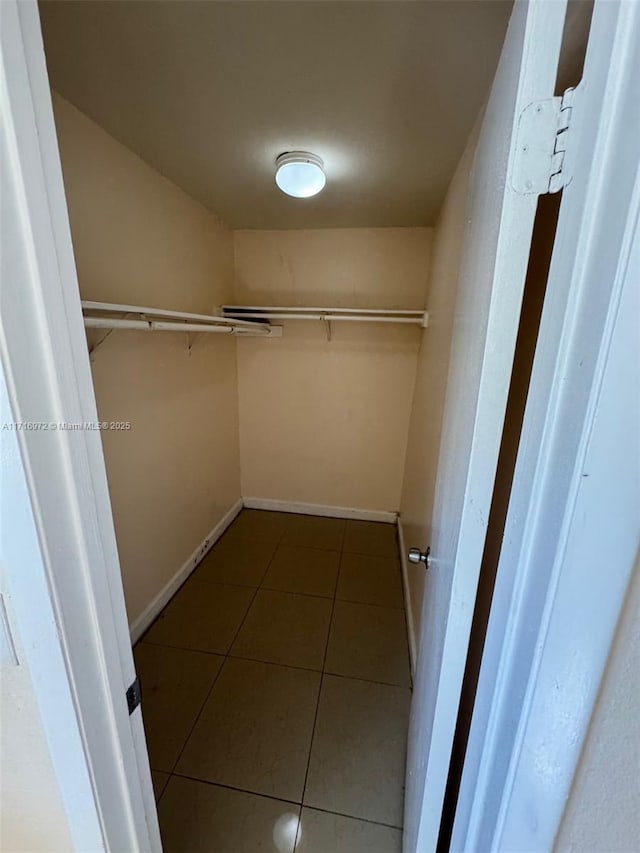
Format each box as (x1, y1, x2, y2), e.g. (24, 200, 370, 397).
(512, 87, 576, 195)
(126, 676, 141, 715)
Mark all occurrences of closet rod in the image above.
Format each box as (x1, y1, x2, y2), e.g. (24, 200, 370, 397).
(81, 300, 262, 329)
(83, 317, 274, 336)
(223, 305, 425, 316)
(222, 311, 428, 326)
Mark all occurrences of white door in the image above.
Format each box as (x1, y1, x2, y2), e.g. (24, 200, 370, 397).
(1, 2, 160, 848)
(404, 2, 568, 850)
(452, 1, 640, 846)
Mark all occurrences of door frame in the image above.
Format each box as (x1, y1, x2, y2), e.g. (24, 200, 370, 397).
(451, 0, 640, 849)
(405, 1, 570, 848)
(1, 1, 159, 849)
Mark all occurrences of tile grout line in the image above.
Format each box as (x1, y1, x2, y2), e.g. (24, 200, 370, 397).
(296, 801, 404, 833)
(137, 515, 281, 645)
(294, 520, 346, 847)
(148, 513, 278, 807)
(140, 512, 288, 643)
(187, 575, 406, 609)
(208, 516, 314, 839)
(148, 513, 411, 836)
(140, 636, 411, 688)
(141, 580, 404, 609)
(168, 772, 404, 832)
(171, 772, 302, 809)
(161, 518, 288, 785)
(154, 772, 170, 806)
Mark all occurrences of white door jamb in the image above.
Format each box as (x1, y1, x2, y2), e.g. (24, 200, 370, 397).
(1, 2, 160, 849)
(452, 2, 640, 848)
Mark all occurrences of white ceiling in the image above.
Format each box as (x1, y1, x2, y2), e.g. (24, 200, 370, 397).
(39, 1, 512, 229)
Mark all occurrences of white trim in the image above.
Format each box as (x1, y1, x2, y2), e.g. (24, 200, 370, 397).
(497, 167, 639, 853)
(242, 497, 397, 524)
(1, 2, 159, 848)
(397, 517, 417, 676)
(452, 2, 640, 848)
(130, 498, 243, 643)
(406, 3, 568, 848)
(0, 364, 103, 851)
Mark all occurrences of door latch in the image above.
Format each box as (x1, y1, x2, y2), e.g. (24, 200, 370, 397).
(408, 546, 430, 570)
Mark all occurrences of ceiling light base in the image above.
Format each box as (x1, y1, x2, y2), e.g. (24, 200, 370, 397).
(275, 151, 326, 198)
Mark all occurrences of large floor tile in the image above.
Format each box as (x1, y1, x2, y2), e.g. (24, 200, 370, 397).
(262, 546, 339, 598)
(325, 600, 411, 687)
(336, 552, 404, 608)
(281, 515, 345, 551)
(159, 776, 301, 853)
(194, 538, 277, 587)
(151, 770, 170, 803)
(304, 676, 410, 827)
(297, 808, 402, 853)
(222, 509, 289, 547)
(134, 643, 223, 771)
(143, 580, 254, 654)
(343, 520, 398, 557)
(177, 658, 321, 802)
(231, 590, 332, 670)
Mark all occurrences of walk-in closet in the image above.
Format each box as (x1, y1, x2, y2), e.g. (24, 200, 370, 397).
(9, 0, 618, 850)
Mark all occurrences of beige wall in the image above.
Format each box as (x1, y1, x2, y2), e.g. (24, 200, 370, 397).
(52, 94, 241, 626)
(399, 133, 477, 641)
(234, 228, 432, 512)
(555, 557, 640, 853)
(0, 588, 72, 853)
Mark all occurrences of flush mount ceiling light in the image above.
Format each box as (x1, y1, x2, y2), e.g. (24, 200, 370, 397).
(275, 151, 326, 198)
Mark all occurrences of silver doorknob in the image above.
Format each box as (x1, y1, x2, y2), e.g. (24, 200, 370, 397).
(408, 546, 430, 569)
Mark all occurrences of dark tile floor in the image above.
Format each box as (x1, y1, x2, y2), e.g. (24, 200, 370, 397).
(136, 509, 411, 852)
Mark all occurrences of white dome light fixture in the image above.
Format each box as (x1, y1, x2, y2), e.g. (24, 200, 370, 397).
(275, 151, 326, 198)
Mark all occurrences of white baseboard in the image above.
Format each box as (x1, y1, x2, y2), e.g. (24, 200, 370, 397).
(242, 497, 397, 524)
(129, 498, 243, 644)
(397, 516, 417, 676)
